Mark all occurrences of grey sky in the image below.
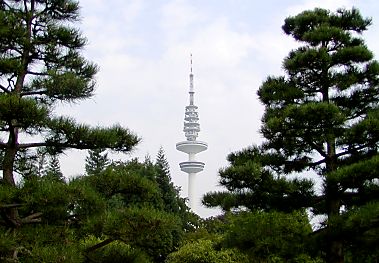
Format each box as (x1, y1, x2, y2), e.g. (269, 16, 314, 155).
(58, 0, 379, 217)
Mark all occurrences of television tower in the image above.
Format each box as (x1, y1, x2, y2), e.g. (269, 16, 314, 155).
(176, 55, 208, 211)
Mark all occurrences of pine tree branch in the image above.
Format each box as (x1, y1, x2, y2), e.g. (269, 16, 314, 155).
(307, 141, 327, 158)
(20, 90, 47, 96)
(0, 84, 10, 93)
(335, 144, 373, 159)
(26, 70, 49, 76)
(17, 142, 49, 148)
(311, 195, 326, 206)
(21, 212, 43, 224)
(339, 191, 360, 205)
(18, 142, 102, 150)
(0, 203, 24, 209)
(23, 0, 28, 13)
(309, 158, 326, 167)
(311, 225, 327, 236)
(2, 1, 12, 10)
(85, 238, 115, 253)
(309, 143, 374, 168)
(0, 206, 42, 225)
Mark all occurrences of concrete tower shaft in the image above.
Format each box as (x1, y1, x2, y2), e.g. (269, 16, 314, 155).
(176, 55, 208, 211)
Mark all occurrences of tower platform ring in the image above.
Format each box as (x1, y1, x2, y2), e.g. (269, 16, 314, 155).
(176, 141, 208, 154)
(179, 161, 205, 173)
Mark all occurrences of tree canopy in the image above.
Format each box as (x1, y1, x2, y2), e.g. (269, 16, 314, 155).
(85, 148, 110, 175)
(0, 0, 139, 227)
(1, 155, 196, 262)
(1, 2, 378, 263)
(204, 7, 379, 263)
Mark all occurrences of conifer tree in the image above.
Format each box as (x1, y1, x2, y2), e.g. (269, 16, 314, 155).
(204, 8, 379, 263)
(85, 148, 110, 175)
(45, 154, 64, 182)
(155, 147, 198, 232)
(155, 147, 180, 213)
(203, 145, 315, 212)
(14, 148, 48, 178)
(0, 0, 139, 227)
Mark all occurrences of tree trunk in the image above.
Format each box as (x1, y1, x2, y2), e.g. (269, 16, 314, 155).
(321, 69, 344, 263)
(3, 146, 17, 187)
(2, 130, 21, 227)
(325, 139, 344, 263)
(329, 239, 343, 263)
(1, 0, 33, 228)
(326, 194, 344, 263)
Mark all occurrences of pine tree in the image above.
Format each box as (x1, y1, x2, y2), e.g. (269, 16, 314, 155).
(155, 147, 197, 232)
(85, 148, 110, 175)
(0, 0, 139, 227)
(204, 8, 379, 263)
(13, 147, 48, 178)
(203, 145, 315, 212)
(155, 147, 180, 213)
(45, 154, 64, 182)
(13, 149, 39, 179)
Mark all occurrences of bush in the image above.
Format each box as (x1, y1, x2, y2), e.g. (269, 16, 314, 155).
(223, 210, 320, 262)
(166, 239, 248, 263)
(82, 236, 151, 263)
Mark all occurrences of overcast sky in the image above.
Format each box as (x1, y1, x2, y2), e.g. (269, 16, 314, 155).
(58, 0, 379, 217)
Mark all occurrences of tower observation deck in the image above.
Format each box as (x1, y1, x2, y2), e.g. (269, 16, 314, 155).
(176, 55, 208, 211)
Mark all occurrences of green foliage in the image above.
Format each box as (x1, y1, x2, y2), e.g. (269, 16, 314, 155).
(201, 215, 227, 235)
(203, 146, 315, 212)
(73, 161, 186, 261)
(46, 118, 139, 153)
(0, 1, 193, 262)
(260, 9, 379, 262)
(0, 4, 141, 254)
(0, 229, 18, 261)
(282, 8, 371, 42)
(82, 164, 164, 209)
(204, 7, 379, 262)
(67, 179, 106, 220)
(0, 0, 140, 189)
(174, 212, 321, 263)
(1, 157, 191, 262)
(14, 148, 48, 178)
(44, 154, 64, 182)
(3, 224, 82, 263)
(166, 239, 249, 263)
(156, 147, 171, 177)
(156, 147, 180, 213)
(0, 94, 49, 132)
(105, 206, 181, 260)
(182, 215, 227, 245)
(335, 202, 379, 262)
(326, 155, 379, 197)
(155, 147, 199, 232)
(21, 244, 83, 263)
(20, 177, 70, 223)
(82, 236, 152, 263)
(0, 183, 18, 204)
(223, 210, 314, 261)
(85, 148, 110, 175)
